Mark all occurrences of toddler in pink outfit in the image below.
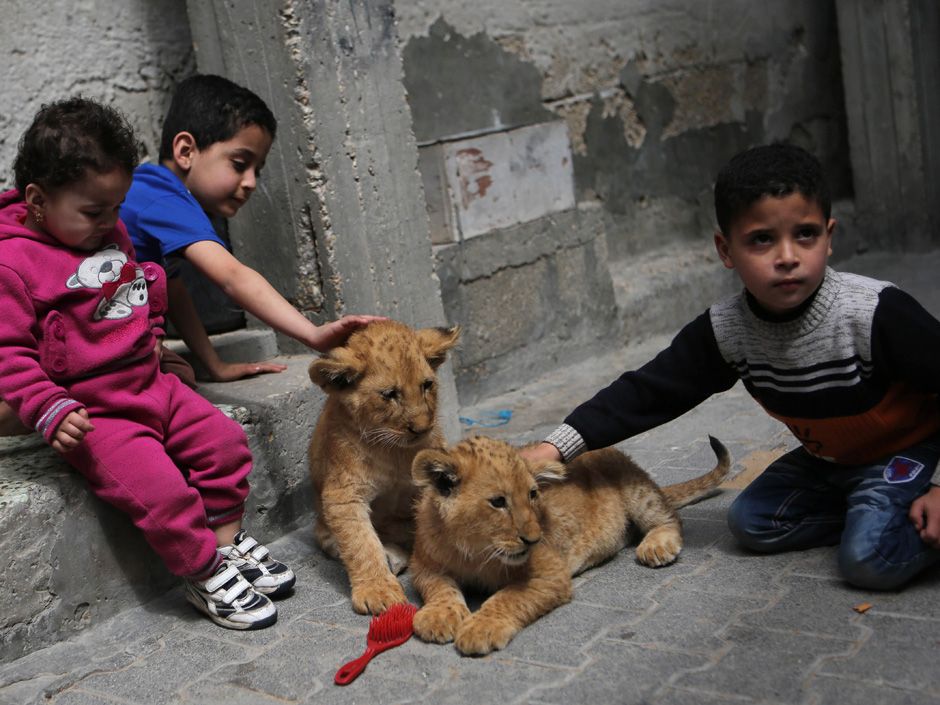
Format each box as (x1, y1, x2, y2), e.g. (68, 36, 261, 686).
(0, 97, 293, 630)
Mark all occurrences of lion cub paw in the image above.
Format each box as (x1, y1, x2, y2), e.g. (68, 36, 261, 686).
(454, 613, 518, 656)
(350, 576, 407, 615)
(635, 528, 682, 567)
(414, 602, 471, 644)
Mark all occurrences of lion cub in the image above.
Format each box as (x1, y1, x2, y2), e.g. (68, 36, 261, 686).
(410, 435, 730, 655)
(308, 320, 460, 614)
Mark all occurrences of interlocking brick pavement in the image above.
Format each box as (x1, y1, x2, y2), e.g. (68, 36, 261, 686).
(2, 252, 939, 704)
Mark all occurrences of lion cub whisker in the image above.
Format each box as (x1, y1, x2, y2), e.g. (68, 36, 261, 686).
(360, 427, 405, 448)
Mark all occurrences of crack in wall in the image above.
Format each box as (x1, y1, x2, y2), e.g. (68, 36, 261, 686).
(279, 0, 341, 315)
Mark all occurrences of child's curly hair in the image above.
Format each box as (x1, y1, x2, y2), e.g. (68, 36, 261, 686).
(713, 143, 831, 235)
(13, 97, 140, 194)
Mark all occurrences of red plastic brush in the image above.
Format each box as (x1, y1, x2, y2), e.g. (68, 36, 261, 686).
(334, 602, 418, 685)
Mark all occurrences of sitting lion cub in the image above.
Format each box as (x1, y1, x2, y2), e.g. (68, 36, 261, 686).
(410, 435, 730, 655)
(308, 320, 460, 614)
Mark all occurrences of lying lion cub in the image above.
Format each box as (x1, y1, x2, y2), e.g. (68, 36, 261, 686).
(410, 435, 730, 655)
(308, 320, 460, 614)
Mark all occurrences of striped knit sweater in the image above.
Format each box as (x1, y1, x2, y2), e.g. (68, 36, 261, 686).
(547, 268, 940, 478)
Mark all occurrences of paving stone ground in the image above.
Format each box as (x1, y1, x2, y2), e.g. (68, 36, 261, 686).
(2, 252, 939, 705)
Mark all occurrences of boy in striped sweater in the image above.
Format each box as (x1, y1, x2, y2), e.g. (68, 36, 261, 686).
(523, 143, 940, 590)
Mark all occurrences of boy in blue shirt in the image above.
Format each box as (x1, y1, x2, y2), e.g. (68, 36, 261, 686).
(122, 74, 380, 383)
(523, 143, 940, 590)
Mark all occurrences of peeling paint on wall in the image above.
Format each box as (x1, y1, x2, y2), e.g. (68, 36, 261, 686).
(399, 3, 852, 240)
(402, 18, 554, 143)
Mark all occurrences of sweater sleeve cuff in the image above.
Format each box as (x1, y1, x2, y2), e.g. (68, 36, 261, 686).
(544, 423, 587, 462)
(35, 398, 84, 443)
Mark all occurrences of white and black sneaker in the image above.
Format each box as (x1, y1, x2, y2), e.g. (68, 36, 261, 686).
(219, 530, 296, 598)
(184, 560, 277, 630)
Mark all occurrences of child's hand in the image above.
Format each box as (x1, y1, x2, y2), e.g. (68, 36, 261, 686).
(909, 485, 940, 549)
(207, 360, 288, 382)
(309, 315, 387, 352)
(51, 409, 94, 453)
(518, 442, 563, 463)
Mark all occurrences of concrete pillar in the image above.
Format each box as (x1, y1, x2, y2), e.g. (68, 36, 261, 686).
(185, 0, 460, 439)
(836, 0, 940, 251)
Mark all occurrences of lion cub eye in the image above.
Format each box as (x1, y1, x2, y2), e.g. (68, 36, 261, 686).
(489, 496, 507, 509)
(529, 488, 538, 500)
(379, 388, 399, 401)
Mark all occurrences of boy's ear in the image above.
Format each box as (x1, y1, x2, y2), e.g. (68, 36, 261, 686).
(714, 231, 734, 269)
(412, 449, 460, 497)
(171, 132, 198, 172)
(415, 325, 461, 369)
(826, 218, 836, 256)
(308, 348, 366, 391)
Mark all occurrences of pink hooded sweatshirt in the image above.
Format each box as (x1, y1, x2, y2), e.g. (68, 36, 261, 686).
(0, 190, 167, 442)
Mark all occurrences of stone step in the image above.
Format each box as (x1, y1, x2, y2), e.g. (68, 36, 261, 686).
(163, 327, 279, 379)
(0, 356, 322, 663)
(610, 243, 739, 345)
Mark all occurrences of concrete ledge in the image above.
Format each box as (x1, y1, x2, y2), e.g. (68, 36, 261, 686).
(611, 244, 740, 344)
(163, 328, 279, 379)
(195, 356, 323, 538)
(436, 205, 620, 404)
(0, 357, 323, 662)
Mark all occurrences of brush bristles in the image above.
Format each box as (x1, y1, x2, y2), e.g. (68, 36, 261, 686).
(368, 603, 417, 641)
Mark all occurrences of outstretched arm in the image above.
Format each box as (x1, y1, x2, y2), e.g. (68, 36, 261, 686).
(182, 240, 383, 352)
(166, 276, 287, 381)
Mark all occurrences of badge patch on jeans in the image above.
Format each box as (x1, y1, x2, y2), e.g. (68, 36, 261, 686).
(883, 456, 924, 484)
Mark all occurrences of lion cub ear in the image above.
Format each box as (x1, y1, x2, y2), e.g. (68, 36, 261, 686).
(415, 325, 461, 369)
(308, 348, 366, 390)
(526, 458, 567, 487)
(413, 449, 461, 497)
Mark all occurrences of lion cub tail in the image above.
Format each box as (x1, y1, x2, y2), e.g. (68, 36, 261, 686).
(660, 436, 731, 509)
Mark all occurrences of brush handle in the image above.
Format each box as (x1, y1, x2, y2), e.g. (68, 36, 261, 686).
(334, 646, 379, 685)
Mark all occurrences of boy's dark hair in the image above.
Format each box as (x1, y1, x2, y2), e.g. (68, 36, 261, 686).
(158, 75, 277, 161)
(14, 97, 140, 194)
(714, 143, 831, 234)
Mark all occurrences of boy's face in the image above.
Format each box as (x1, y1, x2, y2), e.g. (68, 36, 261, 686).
(25, 167, 132, 251)
(174, 124, 273, 218)
(714, 192, 834, 315)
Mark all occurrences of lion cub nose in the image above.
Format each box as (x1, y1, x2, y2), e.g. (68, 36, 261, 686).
(520, 535, 540, 547)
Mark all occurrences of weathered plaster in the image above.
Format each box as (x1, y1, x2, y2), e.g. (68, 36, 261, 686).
(0, 0, 194, 188)
(402, 18, 554, 143)
(399, 1, 851, 243)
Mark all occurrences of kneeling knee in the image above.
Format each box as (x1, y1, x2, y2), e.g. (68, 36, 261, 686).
(838, 546, 908, 591)
(726, 500, 771, 552)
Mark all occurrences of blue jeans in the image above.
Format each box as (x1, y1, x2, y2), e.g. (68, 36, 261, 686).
(727, 434, 940, 590)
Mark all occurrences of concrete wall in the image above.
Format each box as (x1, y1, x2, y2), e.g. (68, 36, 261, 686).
(836, 0, 940, 252)
(1, 0, 854, 406)
(0, 0, 193, 190)
(395, 0, 853, 402)
(397, 1, 852, 256)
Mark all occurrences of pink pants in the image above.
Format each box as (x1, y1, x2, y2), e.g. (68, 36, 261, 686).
(64, 359, 251, 577)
